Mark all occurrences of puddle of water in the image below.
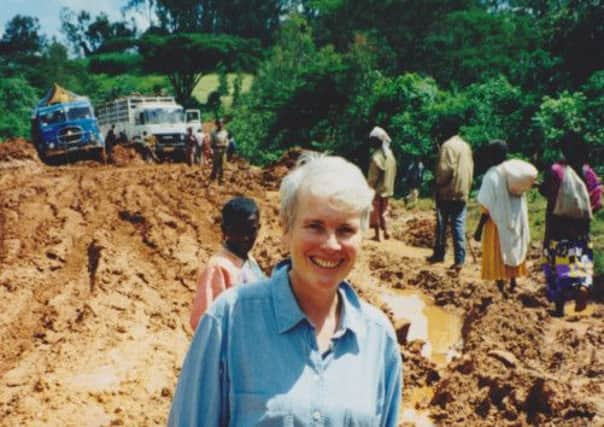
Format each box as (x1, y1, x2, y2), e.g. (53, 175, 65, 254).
(380, 289, 463, 366)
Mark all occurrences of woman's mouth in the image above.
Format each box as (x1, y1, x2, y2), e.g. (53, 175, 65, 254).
(310, 256, 342, 269)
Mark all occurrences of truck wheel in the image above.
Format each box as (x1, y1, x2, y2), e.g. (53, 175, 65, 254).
(37, 148, 48, 164)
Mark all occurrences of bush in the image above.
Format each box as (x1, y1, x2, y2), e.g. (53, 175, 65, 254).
(0, 76, 39, 139)
(88, 52, 143, 75)
(532, 90, 587, 165)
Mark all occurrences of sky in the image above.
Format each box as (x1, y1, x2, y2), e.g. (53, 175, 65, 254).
(0, 0, 149, 42)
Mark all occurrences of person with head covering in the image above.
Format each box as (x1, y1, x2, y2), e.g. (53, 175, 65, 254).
(169, 152, 402, 426)
(189, 197, 265, 330)
(427, 119, 474, 271)
(367, 126, 397, 241)
(473, 140, 529, 295)
(539, 131, 602, 317)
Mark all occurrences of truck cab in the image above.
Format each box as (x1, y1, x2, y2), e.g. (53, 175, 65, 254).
(133, 104, 187, 154)
(185, 109, 202, 131)
(32, 87, 105, 162)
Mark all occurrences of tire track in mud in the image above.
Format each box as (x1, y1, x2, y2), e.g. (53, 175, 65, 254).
(0, 178, 93, 375)
(1, 167, 130, 375)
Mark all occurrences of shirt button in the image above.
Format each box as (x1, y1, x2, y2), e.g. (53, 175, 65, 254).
(312, 411, 321, 421)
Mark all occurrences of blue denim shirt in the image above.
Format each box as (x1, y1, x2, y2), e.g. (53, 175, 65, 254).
(168, 261, 402, 426)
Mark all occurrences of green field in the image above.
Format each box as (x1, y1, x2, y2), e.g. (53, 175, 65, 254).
(192, 73, 254, 107)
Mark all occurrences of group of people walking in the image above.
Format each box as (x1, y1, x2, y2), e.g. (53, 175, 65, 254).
(424, 124, 601, 318)
(166, 124, 600, 426)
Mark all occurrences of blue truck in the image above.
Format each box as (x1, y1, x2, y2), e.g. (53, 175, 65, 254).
(31, 84, 106, 162)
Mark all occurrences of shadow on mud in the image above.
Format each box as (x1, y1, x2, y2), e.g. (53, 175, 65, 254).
(40, 149, 106, 166)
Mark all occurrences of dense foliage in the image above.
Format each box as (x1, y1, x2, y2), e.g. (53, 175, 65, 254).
(0, 0, 602, 173)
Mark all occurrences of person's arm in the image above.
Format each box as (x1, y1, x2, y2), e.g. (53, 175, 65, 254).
(367, 158, 383, 189)
(168, 313, 227, 427)
(538, 166, 552, 197)
(435, 145, 454, 187)
(474, 212, 489, 242)
(382, 342, 402, 427)
(190, 263, 228, 330)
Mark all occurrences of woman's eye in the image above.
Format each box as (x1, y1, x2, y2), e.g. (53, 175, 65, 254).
(338, 227, 356, 235)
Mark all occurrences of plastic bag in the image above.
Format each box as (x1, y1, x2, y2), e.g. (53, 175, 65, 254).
(501, 159, 538, 196)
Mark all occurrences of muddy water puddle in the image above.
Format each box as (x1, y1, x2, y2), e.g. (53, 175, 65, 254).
(381, 289, 463, 366)
(381, 289, 464, 426)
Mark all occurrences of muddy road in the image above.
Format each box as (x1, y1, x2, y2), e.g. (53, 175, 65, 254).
(0, 139, 602, 426)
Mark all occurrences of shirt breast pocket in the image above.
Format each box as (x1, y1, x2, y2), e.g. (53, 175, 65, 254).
(232, 392, 294, 427)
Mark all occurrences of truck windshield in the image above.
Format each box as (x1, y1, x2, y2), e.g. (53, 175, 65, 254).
(39, 109, 66, 126)
(67, 106, 92, 120)
(144, 108, 184, 124)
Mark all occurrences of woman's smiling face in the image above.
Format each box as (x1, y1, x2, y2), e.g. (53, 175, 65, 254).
(284, 189, 363, 293)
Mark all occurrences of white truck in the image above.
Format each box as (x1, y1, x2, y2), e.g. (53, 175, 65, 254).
(96, 96, 201, 157)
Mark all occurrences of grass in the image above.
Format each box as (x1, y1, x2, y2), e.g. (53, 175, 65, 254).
(191, 73, 254, 108)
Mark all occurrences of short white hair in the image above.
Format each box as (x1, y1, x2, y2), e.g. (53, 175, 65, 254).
(279, 152, 375, 232)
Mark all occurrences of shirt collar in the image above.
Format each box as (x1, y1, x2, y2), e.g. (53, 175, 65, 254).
(271, 259, 363, 337)
(334, 283, 363, 338)
(271, 262, 306, 334)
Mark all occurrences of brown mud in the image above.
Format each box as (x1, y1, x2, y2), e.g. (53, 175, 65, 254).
(0, 141, 602, 426)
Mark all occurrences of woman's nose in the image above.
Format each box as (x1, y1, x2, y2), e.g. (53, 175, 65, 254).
(323, 231, 341, 250)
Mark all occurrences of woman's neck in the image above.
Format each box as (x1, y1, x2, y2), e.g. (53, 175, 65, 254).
(289, 273, 340, 332)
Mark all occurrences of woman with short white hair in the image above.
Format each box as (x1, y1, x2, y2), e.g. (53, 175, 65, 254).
(168, 152, 402, 426)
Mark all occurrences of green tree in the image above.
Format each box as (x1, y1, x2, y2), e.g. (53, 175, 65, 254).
(543, 0, 604, 86)
(138, 33, 261, 104)
(141, 0, 284, 44)
(230, 14, 349, 163)
(580, 71, 604, 166)
(461, 76, 528, 154)
(60, 9, 137, 56)
(0, 76, 39, 139)
(422, 9, 539, 86)
(532, 90, 587, 164)
(0, 15, 46, 57)
(88, 52, 143, 75)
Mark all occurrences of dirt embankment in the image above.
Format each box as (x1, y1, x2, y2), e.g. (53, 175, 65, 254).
(0, 141, 602, 426)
